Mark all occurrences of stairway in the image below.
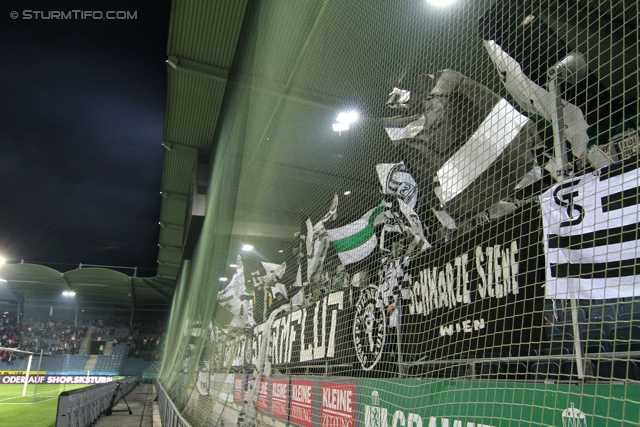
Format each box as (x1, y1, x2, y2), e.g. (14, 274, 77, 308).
(79, 326, 97, 355)
(104, 341, 114, 355)
(83, 355, 98, 371)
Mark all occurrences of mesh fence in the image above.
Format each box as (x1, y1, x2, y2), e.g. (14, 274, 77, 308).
(158, 0, 640, 426)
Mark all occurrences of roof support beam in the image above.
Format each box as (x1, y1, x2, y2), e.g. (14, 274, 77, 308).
(1, 282, 23, 304)
(129, 277, 136, 327)
(60, 273, 74, 292)
(158, 260, 180, 267)
(159, 222, 183, 231)
(158, 244, 182, 251)
(162, 141, 199, 155)
(167, 55, 229, 83)
(160, 191, 188, 202)
(141, 278, 173, 302)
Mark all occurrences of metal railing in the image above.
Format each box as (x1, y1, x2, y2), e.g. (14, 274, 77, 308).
(55, 377, 138, 427)
(156, 380, 192, 427)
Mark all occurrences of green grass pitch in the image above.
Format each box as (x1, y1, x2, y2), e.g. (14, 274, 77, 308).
(0, 384, 90, 427)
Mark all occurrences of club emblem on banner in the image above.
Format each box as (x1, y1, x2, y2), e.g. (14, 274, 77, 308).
(353, 285, 386, 370)
(562, 403, 588, 427)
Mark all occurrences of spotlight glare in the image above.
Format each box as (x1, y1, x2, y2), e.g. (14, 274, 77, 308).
(343, 190, 352, 196)
(336, 111, 358, 123)
(229, 264, 238, 268)
(219, 277, 228, 282)
(332, 122, 350, 132)
(242, 244, 254, 251)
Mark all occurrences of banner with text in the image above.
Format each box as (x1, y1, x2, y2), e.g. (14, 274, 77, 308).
(240, 206, 543, 371)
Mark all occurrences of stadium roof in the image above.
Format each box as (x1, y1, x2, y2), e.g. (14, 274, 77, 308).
(155, 0, 249, 283)
(0, 263, 173, 312)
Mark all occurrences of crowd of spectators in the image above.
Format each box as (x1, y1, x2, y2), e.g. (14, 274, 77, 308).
(0, 315, 166, 363)
(1, 317, 87, 360)
(120, 319, 166, 360)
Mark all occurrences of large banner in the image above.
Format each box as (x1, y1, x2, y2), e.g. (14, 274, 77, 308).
(541, 155, 640, 299)
(0, 374, 115, 384)
(238, 206, 544, 371)
(359, 379, 639, 427)
(247, 291, 356, 367)
(398, 204, 544, 361)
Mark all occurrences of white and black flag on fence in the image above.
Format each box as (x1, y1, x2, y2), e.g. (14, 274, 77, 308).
(541, 156, 640, 300)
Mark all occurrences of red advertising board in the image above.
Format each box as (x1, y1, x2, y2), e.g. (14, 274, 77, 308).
(257, 378, 269, 412)
(290, 380, 313, 427)
(270, 379, 288, 419)
(233, 375, 253, 403)
(321, 382, 355, 427)
(233, 375, 244, 403)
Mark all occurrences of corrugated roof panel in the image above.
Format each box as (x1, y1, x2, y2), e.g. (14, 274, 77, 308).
(163, 68, 226, 149)
(159, 226, 184, 247)
(158, 198, 188, 225)
(160, 149, 198, 195)
(167, 0, 248, 69)
(157, 263, 180, 278)
(158, 249, 181, 263)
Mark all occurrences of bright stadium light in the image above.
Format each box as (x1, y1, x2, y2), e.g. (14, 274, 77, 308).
(333, 111, 359, 134)
(0, 279, 7, 283)
(332, 122, 350, 133)
(0, 256, 5, 266)
(242, 244, 254, 251)
(219, 277, 228, 282)
(229, 264, 238, 268)
(62, 291, 76, 296)
(336, 111, 359, 123)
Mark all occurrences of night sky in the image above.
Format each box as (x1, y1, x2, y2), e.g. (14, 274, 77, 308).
(0, 1, 172, 276)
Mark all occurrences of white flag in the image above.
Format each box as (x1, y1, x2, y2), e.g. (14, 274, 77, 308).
(376, 162, 418, 208)
(327, 205, 387, 265)
(306, 194, 339, 282)
(541, 157, 640, 299)
(260, 261, 286, 284)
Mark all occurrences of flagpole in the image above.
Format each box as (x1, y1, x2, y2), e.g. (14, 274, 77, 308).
(570, 299, 585, 380)
(396, 299, 404, 378)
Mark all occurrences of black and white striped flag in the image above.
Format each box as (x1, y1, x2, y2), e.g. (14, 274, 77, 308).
(541, 156, 640, 299)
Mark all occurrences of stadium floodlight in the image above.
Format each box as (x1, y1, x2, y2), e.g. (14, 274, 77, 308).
(242, 244, 254, 251)
(62, 291, 76, 296)
(0, 279, 7, 283)
(336, 111, 359, 123)
(219, 277, 228, 282)
(332, 122, 350, 133)
(0, 256, 5, 266)
(333, 111, 359, 134)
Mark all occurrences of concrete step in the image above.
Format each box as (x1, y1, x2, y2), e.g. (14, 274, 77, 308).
(84, 354, 98, 371)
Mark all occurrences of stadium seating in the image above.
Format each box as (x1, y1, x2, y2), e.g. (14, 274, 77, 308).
(94, 354, 124, 373)
(618, 300, 640, 321)
(120, 358, 157, 376)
